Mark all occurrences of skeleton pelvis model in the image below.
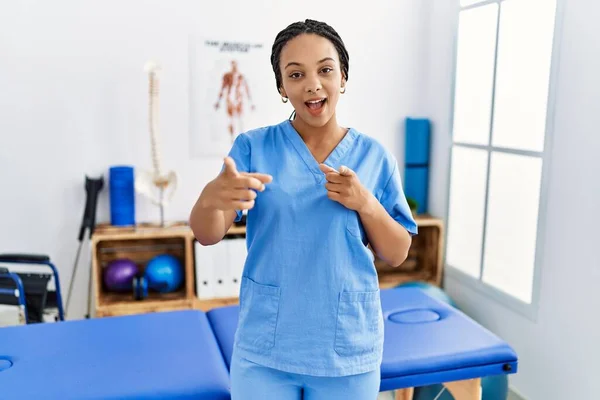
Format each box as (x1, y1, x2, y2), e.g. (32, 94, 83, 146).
(134, 61, 178, 225)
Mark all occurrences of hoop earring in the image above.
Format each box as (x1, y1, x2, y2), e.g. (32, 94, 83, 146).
(281, 96, 288, 103)
(340, 87, 346, 94)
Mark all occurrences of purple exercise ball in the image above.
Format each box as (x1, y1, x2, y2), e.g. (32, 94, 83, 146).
(104, 258, 139, 292)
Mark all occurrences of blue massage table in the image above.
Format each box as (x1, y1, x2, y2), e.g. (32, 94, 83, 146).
(0, 287, 517, 399)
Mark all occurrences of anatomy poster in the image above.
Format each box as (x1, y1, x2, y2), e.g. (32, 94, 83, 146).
(189, 37, 278, 157)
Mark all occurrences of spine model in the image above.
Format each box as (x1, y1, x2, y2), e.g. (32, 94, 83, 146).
(135, 61, 178, 226)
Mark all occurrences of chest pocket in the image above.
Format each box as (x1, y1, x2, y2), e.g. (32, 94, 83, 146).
(334, 289, 382, 357)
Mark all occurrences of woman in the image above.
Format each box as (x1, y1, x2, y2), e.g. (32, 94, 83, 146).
(190, 19, 417, 400)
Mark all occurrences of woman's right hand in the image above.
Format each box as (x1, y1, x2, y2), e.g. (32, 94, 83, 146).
(200, 156, 273, 211)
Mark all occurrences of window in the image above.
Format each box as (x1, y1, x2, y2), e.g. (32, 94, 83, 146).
(446, 0, 558, 309)
(460, 0, 490, 7)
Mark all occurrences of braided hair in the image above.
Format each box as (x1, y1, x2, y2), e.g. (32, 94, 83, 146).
(270, 19, 350, 96)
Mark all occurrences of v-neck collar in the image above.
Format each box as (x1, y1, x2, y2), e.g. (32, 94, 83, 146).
(282, 119, 357, 184)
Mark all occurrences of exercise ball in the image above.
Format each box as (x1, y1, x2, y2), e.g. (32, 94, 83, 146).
(144, 254, 183, 293)
(396, 281, 458, 309)
(412, 374, 509, 400)
(104, 259, 139, 292)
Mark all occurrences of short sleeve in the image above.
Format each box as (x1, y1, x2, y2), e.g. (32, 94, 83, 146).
(379, 162, 418, 236)
(225, 133, 251, 222)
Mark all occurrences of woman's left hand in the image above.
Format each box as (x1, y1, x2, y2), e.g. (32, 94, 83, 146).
(319, 164, 374, 213)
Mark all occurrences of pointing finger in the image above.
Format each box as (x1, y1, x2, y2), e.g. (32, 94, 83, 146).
(242, 172, 273, 185)
(319, 163, 338, 175)
(338, 165, 353, 176)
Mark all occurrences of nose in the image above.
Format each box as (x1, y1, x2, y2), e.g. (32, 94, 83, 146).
(304, 76, 322, 93)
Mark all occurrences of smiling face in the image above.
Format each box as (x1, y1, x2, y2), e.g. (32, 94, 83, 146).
(278, 33, 346, 129)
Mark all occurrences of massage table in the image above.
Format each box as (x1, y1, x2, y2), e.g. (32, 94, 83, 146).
(0, 287, 517, 399)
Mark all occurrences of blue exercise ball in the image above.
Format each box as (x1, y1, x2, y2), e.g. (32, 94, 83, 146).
(396, 281, 458, 309)
(144, 254, 184, 293)
(412, 374, 509, 400)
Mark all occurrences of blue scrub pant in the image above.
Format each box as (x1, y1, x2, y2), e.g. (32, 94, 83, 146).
(230, 349, 380, 400)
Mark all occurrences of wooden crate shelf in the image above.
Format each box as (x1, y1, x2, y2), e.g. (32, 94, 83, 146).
(192, 297, 239, 312)
(374, 214, 444, 287)
(91, 222, 247, 317)
(99, 287, 188, 306)
(96, 299, 194, 318)
(91, 215, 443, 317)
(91, 222, 196, 318)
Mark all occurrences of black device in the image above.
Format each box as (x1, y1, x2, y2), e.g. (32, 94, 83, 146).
(79, 176, 105, 240)
(65, 175, 104, 318)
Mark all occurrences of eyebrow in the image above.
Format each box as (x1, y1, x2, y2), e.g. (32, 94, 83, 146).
(284, 57, 336, 69)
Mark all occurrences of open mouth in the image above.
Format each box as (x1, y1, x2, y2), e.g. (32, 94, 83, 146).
(305, 98, 327, 114)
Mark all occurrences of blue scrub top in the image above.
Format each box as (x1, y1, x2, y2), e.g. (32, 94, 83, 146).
(227, 119, 418, 377)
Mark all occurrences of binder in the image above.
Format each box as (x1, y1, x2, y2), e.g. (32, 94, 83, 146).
(226, 237, 247, 297)
(194, 241, 215, 300)
(210, 240, 230, 299)
(194, 235, 248, 300)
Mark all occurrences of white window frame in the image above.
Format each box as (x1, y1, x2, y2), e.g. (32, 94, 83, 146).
(444, 0, 565, 321)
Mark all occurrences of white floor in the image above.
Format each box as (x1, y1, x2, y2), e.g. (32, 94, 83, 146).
(377, 391, 396, 400)
(377, 388, 523, 400)
(0, 305, 20, 327)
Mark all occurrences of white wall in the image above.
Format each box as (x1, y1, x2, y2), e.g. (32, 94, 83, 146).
(4, 1, 598, 397)
(0, 0, 430, 318)
(425, 1, 600, 399)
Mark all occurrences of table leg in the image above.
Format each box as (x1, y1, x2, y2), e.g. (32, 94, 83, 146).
(393, 388, 414, 400)
(443, 378, 482, 400)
